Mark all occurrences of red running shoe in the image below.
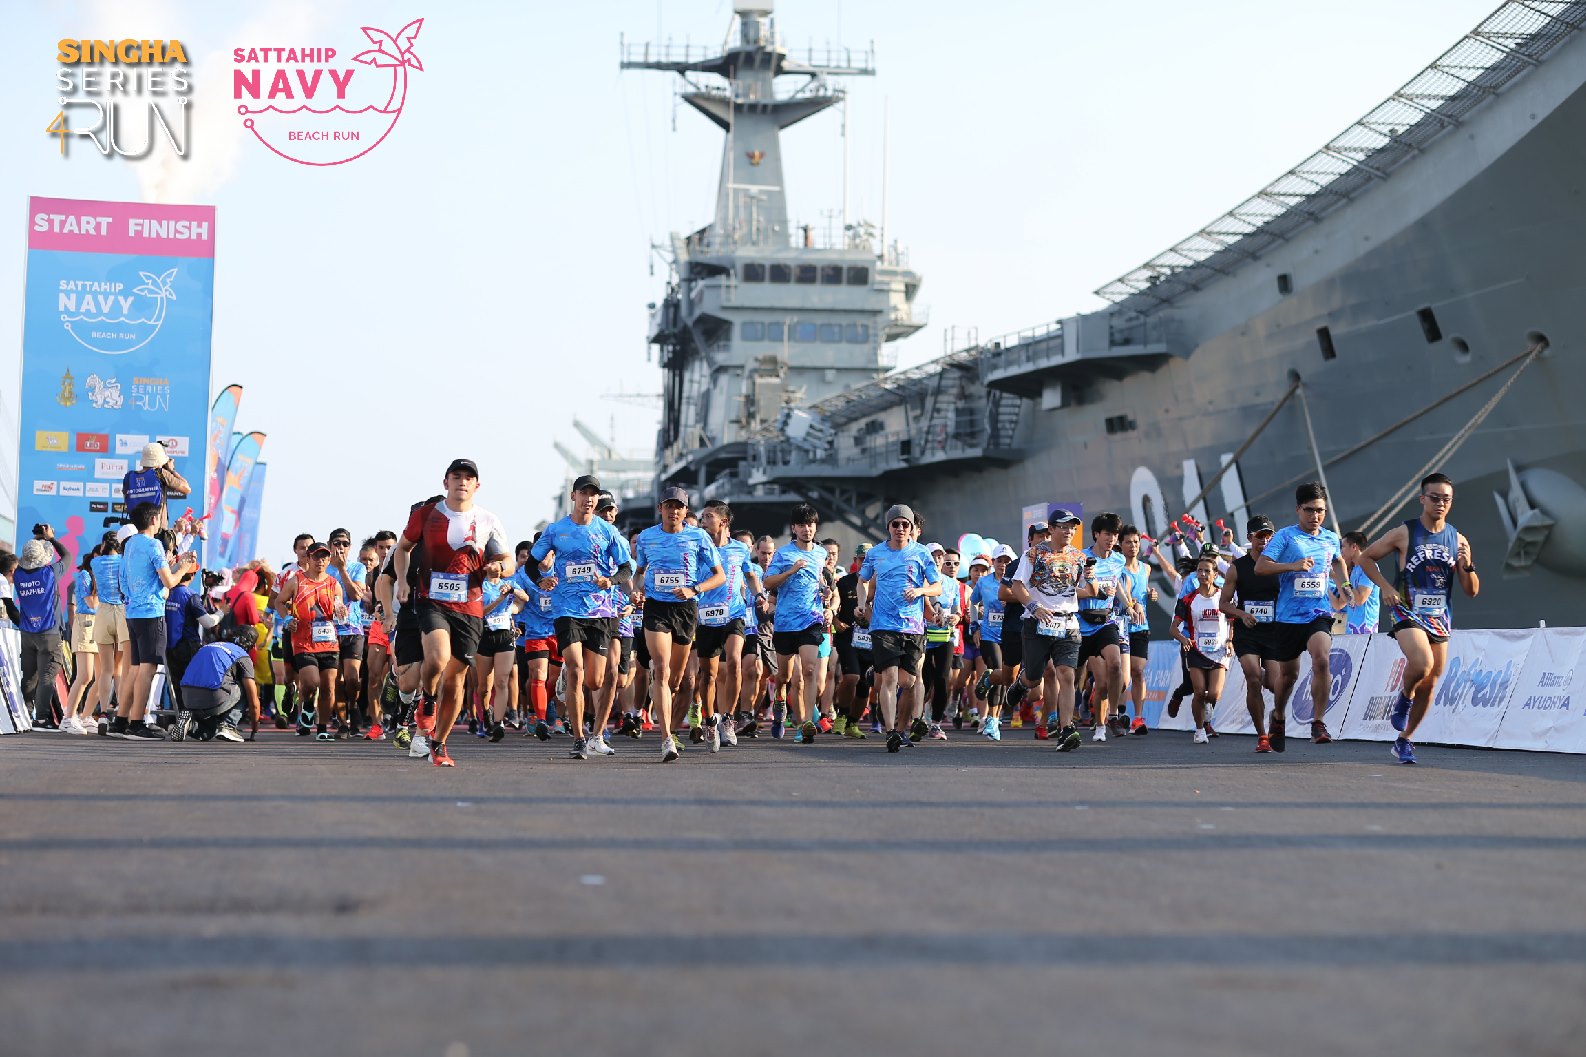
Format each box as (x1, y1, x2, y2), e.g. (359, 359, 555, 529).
(364, 723, 385, 741)
(1311, 721, 1332, 744)
(430, 743, 456, 767)
(1255, 735, 1273, 753)
(1034, 725, 1049, 740)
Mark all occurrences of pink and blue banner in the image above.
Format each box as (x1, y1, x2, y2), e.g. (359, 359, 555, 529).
(204, 383, 243, 566)
(230, 461, 267, 566)
(16, 196, 215, 580)
(216, 431, 265, 567)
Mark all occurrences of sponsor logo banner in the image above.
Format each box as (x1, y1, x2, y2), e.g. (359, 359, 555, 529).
(75, 431, 109, 452)
(34, 430, 68, 451)
(59, 481, 85, 497)
(116, 433, 150, 455)
(85, 482, 110, 498)
(1493, 628, 1586, 753)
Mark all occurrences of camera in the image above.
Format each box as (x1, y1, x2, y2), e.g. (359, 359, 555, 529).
(202, 570, 223, 589)
(31, 523, 46, 537)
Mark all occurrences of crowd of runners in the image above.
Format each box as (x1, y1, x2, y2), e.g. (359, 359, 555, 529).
(5, 452, 1479, 767)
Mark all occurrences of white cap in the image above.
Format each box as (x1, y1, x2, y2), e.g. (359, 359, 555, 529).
(116, 523, 138, 544)
(140, 442, 170, 470)
(926, 542, 945, 554)
(992, 544, 1017, 560)
(969, 555, 991, 569)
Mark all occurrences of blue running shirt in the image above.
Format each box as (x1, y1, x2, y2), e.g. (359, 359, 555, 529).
(1079, 548, 1129, 638)
(1394, 518, 1459, 636)
(767, 542, 826, 633)
(858, 541, 940, 635)
(530, 517, 631, 620)
(510, 568, 555, 641)
(633, 525, 721, 600)
(1265, 524, 1343, 624)
(122, 533, 170, 619)
(698, 537, 755, 627)
(972, 573, 1004, 645)
(1122, 560, 1151, 633)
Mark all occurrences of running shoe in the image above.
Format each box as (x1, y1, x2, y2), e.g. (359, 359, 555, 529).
(1009, 714, 1023, 729)
(792, 727, 805, 743)
(640, 711, 654, 732)
(570, 739, 589, 760)
(1391, 737, 1417, 765)
(983, 716, 1001, 742)
(215, 724, 246, 743)
(1093, 725, 1108, 743)
(408, 732, 430, 759)
(1193, 729, 1209, 745)
(661, 735, 680, 763)
(365, 723, 386, 741)
(1034, 724, 1049, 741)
(123, 722, 166, 741)
(489, 722, 506, 743)
(336, 724, 351, 741)
(737, 718, 759, 739)
(1390, 692, 1412, 733)
(886, 730, 903, 753)
(951, 713, 963, 730)
(869, 717, 883, 735)
(1255, 735, 1274, 753)
(1005, 682, 1026, 709)
(770, 705, 786, 740)
(1057, 726, 1081, 752)
(975, 671, 991, 700)
(395, 727, 413, 750)
(1166, 688, 1184, 719)
(589, 735, 616, 756)
(315, 731, 335, 742)
(817, 715, 834, 734)
(927, 723, 948, 741)
(707, 718, 721, 753)
(475, 722, 490, 739)
(467, 719, 477, 735)
(1204, 722, 1219, 739)
(843, 720, 867, 740)
(721, 720, 738, 747)
(431, 743, 455, 767)
(1269, 716, 1286, 753)
(618, 713, 641, 739)
(909, 717, 929, 742)
(801, 720, 818, 743)
(1311, 720, 1332, 744)
(169, 712, 191, 742)
(1131, 718, 1150, 736)
(534, 720, 551, 741)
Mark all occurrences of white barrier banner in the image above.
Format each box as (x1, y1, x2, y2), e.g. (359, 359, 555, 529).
(1340, 629, 1532, 746)
(1147, 633, 1371, 737)
(0, 624, 30, 735)
(1492, 628, 1586, 753)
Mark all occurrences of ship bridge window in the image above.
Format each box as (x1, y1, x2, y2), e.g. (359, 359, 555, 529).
(768, 263, 792, 283)
(795, 264, 818, 284)
(1316, 326, 1337, 361)
(1277, 273, 1293, 295)
(794, 322, 818, 343)
(741, 263, 766, 283)
(845, 323, 870, 343)
(1104, 415, 1137, 435)
(846, 266, 869, 286)
(818, 323, 842, 343)
(1416, 306, 1443, 344)
(741, 321, 765, 341)
(820, 265, 844, 285)
(767, 321, 786, 342)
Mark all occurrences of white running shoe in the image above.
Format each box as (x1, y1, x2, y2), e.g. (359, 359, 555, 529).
(589, 734, 616, 756)
(59, 716, 84, 735)
(661, 735, 679, 763)
(408, 732, 431, 759)
(1193, 729, 1209, 745)
(720, 719, 737, 747)
(215, 724, 245, 743)
(707, 719, 721, 753)
(1093, 725, 1108, 743)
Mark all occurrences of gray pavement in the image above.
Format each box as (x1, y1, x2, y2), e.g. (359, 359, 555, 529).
(2, 725, 1583, 1057)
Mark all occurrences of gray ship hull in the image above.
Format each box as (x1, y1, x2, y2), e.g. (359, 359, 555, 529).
(899, 34, 1586, 630)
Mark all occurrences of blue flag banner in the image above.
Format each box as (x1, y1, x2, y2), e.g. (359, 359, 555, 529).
(217, 431, 264, 567)
(16, 196, 215, 584)
(231, 461, 267, 567)
(204, 383, 242, 566)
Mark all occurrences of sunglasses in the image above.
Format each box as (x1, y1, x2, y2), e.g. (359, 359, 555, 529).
(889, 520, 912, 529)
(1299, 506, 1326, 514)
(1421, 493, 1452, 504)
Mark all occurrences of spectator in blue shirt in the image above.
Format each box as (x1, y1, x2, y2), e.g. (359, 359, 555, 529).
(13, 526, 69, 728)
(107, 502, 199, 740)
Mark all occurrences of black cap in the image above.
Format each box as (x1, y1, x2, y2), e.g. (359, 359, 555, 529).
(571, 474, 602, 493)
(1246, 514, 1277, 536)
(1027, 521, 1049, 537)
(659, 485, 689, 507)
(307, 542, 332, 557)
(595, 493, 617, 512)
(1175, 555, 1198, 574)
(1198, 543, 1222, 560)
(446, 458, 479, 478)
(1049, 508, 1082, 525)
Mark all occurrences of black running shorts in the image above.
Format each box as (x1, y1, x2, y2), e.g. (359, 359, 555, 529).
(643, 599, 698, 645)
(772, 625, 824, 655)
(1272, 616, 1333, 663)
(555, 616, 612, 656)
(870, 629, 926, 673)
(414, 600, 482, 664)
(694, 618, 745, 660)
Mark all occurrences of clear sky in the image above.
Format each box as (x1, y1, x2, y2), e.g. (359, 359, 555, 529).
(1, 0, 1496, 564)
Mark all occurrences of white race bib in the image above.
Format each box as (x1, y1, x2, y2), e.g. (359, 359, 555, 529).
(986, 610, 1003, 627)
(537, 595, 552, 612)
(1245, 600, 1275, 623)
(654, 572, 686, 590)
(565, 562, 596, 583)
(429, 572, 468, 603)
(486, 611, 512, 631)
(310, 620, 336, 644)
(699, 604, 729, 624)
(1093, 577, 1116, 596)
(851, 626, 872, 650)
(1410, 590, 1447, 617)
(1196, 631, 1225, 655)
(1037, 611, 1077, 637)
(1293, 574, 1326, 598)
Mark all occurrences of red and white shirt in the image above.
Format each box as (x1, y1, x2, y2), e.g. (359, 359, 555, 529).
(401, 499, 509, 616)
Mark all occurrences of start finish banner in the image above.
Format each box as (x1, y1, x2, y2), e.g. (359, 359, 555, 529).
(15, 197, 215, 570)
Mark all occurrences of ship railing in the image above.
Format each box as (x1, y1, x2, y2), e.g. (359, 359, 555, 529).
(749, 424, 998, 478)
(620, 38, 875, 75)
(977, 325, 1067, 381)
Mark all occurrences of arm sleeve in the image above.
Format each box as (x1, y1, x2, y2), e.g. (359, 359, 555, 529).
(530, 532, 552, 563)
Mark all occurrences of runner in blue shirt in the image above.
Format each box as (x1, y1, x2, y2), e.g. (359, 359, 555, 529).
(1337, 531, 1381, 635)
(1356, 472, 1480, 764)
(1254, 482, 1351, 744)
(762, 503, 832, 744)
(1117, 524, 1159, 736)
(112, 501, 199, 739)
(856, 504, 943, 753)
(691, 499, 763, 751)
(1078, 511, 1131, 743)
(530, 474, 633, 759)
(512, 537, 560, 741)
(631, 486, 725, 762)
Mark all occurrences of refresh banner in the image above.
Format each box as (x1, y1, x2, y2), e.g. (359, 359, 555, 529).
(15, 196, 215, 574)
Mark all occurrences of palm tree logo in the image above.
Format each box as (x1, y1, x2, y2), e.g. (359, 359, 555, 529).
(353, 19, 425, 113)
(61, 267, 176, 355)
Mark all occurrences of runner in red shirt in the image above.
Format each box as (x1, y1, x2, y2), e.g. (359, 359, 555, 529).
(392, 459, 512, 767)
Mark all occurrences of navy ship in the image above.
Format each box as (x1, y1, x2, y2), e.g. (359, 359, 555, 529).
(625, 1, 1586, 630)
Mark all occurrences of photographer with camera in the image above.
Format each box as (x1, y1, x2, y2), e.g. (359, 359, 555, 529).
(14, 523, 70, 728)
(121, 442, 192, 532)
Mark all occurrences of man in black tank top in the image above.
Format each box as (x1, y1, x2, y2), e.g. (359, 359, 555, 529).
(1218, 515, 1285, 752)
